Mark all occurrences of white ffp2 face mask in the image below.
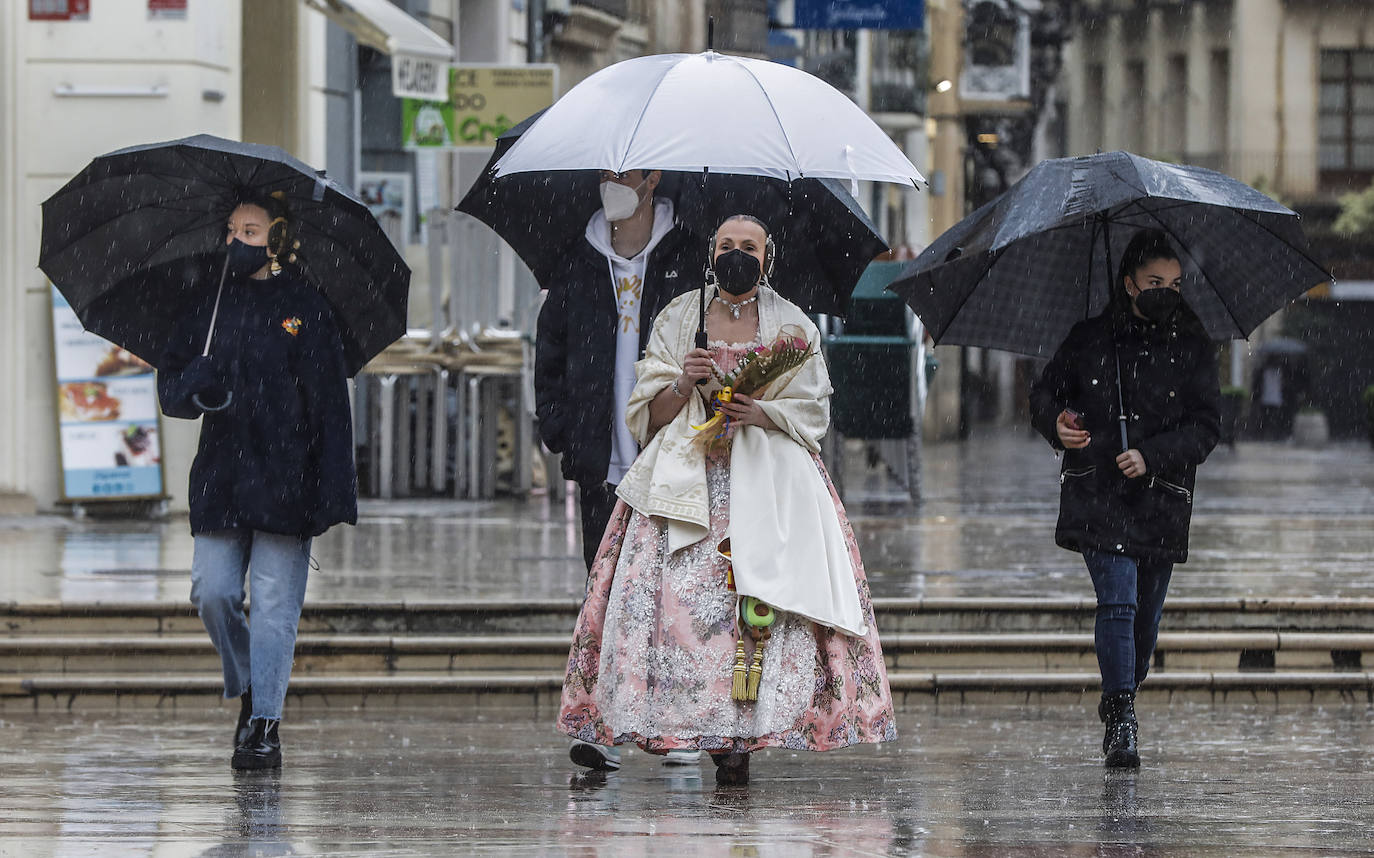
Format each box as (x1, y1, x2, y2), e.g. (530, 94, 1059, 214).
(599, 179, 645, 222)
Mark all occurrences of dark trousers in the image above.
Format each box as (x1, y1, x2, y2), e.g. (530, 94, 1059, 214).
(577, 481, 619, 572)
(1083, 549, 1175, 694)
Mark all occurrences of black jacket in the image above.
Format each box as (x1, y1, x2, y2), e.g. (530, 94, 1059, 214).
(158, 271, 357, 538)
(1029, 306, 1220, 562)
(534, 222, 701, 486)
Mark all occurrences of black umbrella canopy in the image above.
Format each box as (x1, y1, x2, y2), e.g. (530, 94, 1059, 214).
(889, 151, 1333, 358)
(40, 134, 410, 375)
(456, 113, 888, 317)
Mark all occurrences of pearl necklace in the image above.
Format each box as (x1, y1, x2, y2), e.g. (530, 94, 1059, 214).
(713, 293, 759, 320)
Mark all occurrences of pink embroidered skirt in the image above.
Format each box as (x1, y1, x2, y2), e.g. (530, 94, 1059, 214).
(557, 444, 897, 755)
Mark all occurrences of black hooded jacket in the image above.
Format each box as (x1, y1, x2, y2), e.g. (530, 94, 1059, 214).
(158, 271, 357, 538)
(534, 220, 701, 486)
(1029, 305, 1220, 563)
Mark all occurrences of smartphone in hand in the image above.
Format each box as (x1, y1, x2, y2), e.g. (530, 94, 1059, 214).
(1063, 408, 1084, 430)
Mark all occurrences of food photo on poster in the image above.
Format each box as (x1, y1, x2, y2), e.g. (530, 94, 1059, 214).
(49, 286, 165, 501)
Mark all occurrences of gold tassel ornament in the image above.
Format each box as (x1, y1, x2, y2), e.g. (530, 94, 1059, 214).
(744, 626, 770, 701)
(731, 637, 749, 700)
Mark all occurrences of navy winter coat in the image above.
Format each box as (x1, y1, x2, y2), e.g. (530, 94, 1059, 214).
(1029, 306, 1220, 563)
(534, 223, 702, 486)
(158, 271, 357, 538)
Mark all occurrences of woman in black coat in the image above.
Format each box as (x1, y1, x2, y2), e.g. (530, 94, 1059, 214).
(1029, 228, 1220, 768)
(158, 193, 356, 771)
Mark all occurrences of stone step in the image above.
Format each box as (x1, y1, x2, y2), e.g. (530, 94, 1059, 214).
(5, 631, 1373, 675)
(9, 597, 1374, 635)
(4, 670, 1370, 713)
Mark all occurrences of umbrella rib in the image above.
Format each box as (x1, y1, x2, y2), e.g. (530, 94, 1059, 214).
(121, 212, 225, 283)
(43, 187, 227, 262)
(733, 62, 803, 173)
(615, 60, 686, 173)
(173, 146, 242, 188)
(940, 245, 1008, 343)
(1227, 207, 1336, 285)
(1122, 198, 1247, 338)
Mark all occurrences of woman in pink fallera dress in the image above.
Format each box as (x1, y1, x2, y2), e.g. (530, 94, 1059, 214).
(558, 215, 895, 786)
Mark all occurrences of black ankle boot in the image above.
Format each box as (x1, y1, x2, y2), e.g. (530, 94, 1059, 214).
(232, 718, 282, 770)
(234, 689, 254, 749)
(1098, 690, 1140, 769)
(713, 751, 750, 786)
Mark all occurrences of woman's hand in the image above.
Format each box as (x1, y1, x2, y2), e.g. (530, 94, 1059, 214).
(678, 348, 714, 390)
(1116, 449, 1147, 479)
(1056, 409, 1091, 449)
(717, 392, 776, 430)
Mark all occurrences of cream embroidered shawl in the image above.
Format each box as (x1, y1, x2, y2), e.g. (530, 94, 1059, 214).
(616, 286, 868, 636)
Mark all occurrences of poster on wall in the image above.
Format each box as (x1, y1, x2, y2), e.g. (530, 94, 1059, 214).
(50, 286, 165, 502)
(357, 171, 412, 248)
(30, 0, 90, 20)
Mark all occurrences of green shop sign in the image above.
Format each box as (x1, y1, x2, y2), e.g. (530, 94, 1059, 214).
(402, 64, 557, 150)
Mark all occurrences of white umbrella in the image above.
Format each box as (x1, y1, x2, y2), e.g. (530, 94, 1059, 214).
(493, 50, 925, 189)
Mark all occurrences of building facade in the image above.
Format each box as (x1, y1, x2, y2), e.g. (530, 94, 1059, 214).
(1062, 0, 1374, 204)
(0, 0, 787, 511)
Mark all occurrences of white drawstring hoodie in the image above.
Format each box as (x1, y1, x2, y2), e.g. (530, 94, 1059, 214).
(583, 197, 677, 485)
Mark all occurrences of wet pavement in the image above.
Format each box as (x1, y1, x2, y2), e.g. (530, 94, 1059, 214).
(2, 429, 1372, 605)
(4, 431, 1374, 853)
(4, 702, 1374, 856)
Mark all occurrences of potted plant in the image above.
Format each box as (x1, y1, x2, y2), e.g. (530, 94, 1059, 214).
(1362, 385, 1374, 448)
(1219, 386, 1246, 446)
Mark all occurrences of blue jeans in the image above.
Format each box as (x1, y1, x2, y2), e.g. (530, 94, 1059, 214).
(1083, 549, 1174, 694)
(191, 529, 312, 721)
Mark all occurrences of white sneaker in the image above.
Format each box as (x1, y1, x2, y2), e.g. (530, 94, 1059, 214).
(662, 749, 701, 766)
(569, 740, 621, 772)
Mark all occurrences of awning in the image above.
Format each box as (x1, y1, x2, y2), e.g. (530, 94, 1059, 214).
(305, 0, 455, 99)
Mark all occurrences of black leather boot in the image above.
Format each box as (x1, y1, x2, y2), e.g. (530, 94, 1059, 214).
(233, 689, 253, 749)
(232, 718, 282, 770)
(1098, 690, 1140, 768)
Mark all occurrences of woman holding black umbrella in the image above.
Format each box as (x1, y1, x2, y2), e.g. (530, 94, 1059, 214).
(1030, 228, 1221, 769)
(158, 193, 356, 771)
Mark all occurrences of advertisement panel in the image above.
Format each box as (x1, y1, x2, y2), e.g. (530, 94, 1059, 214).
(50, 286, 165, 502)
(402, 65, 556, 150)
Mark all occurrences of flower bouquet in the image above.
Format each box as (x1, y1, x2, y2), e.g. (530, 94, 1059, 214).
(691, 325, 815, 449)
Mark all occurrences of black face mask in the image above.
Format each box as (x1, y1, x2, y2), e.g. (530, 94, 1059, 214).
(225, 239, 269, 280)
(1134, 288, 1181, 323)
(714, 249, 761, 296)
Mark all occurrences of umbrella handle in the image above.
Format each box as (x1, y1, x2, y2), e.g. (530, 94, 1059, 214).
(202, 252, 231, 357)
(695, 289, 709, 384)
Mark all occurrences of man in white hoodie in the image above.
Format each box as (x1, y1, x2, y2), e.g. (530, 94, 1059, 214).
(534, 169, 700, 573)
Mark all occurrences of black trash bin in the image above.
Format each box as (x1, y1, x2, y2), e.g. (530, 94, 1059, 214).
(822, 261, 923, 499)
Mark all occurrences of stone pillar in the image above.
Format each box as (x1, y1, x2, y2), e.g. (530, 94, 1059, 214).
(1100, 15, 1124, 152)
(1230, 0, 1282, 183)
(1144, 8, 1167, 156)
(0, 1, 27, 503)
(1184, 1, 1211, 159)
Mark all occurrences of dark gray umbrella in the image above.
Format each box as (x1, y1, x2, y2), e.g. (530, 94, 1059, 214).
(888, 151, 1333, 359)
(456, 113, 889, 318)
(39, 134, 410, 376)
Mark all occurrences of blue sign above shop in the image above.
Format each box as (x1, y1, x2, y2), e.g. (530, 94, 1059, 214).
(792, 0, 925, 30)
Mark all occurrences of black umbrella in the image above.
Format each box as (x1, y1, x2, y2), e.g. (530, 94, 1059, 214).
(888, 151, 1333, 359)
(40, 134, 410, 376)
(455, 112, 889, 318)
